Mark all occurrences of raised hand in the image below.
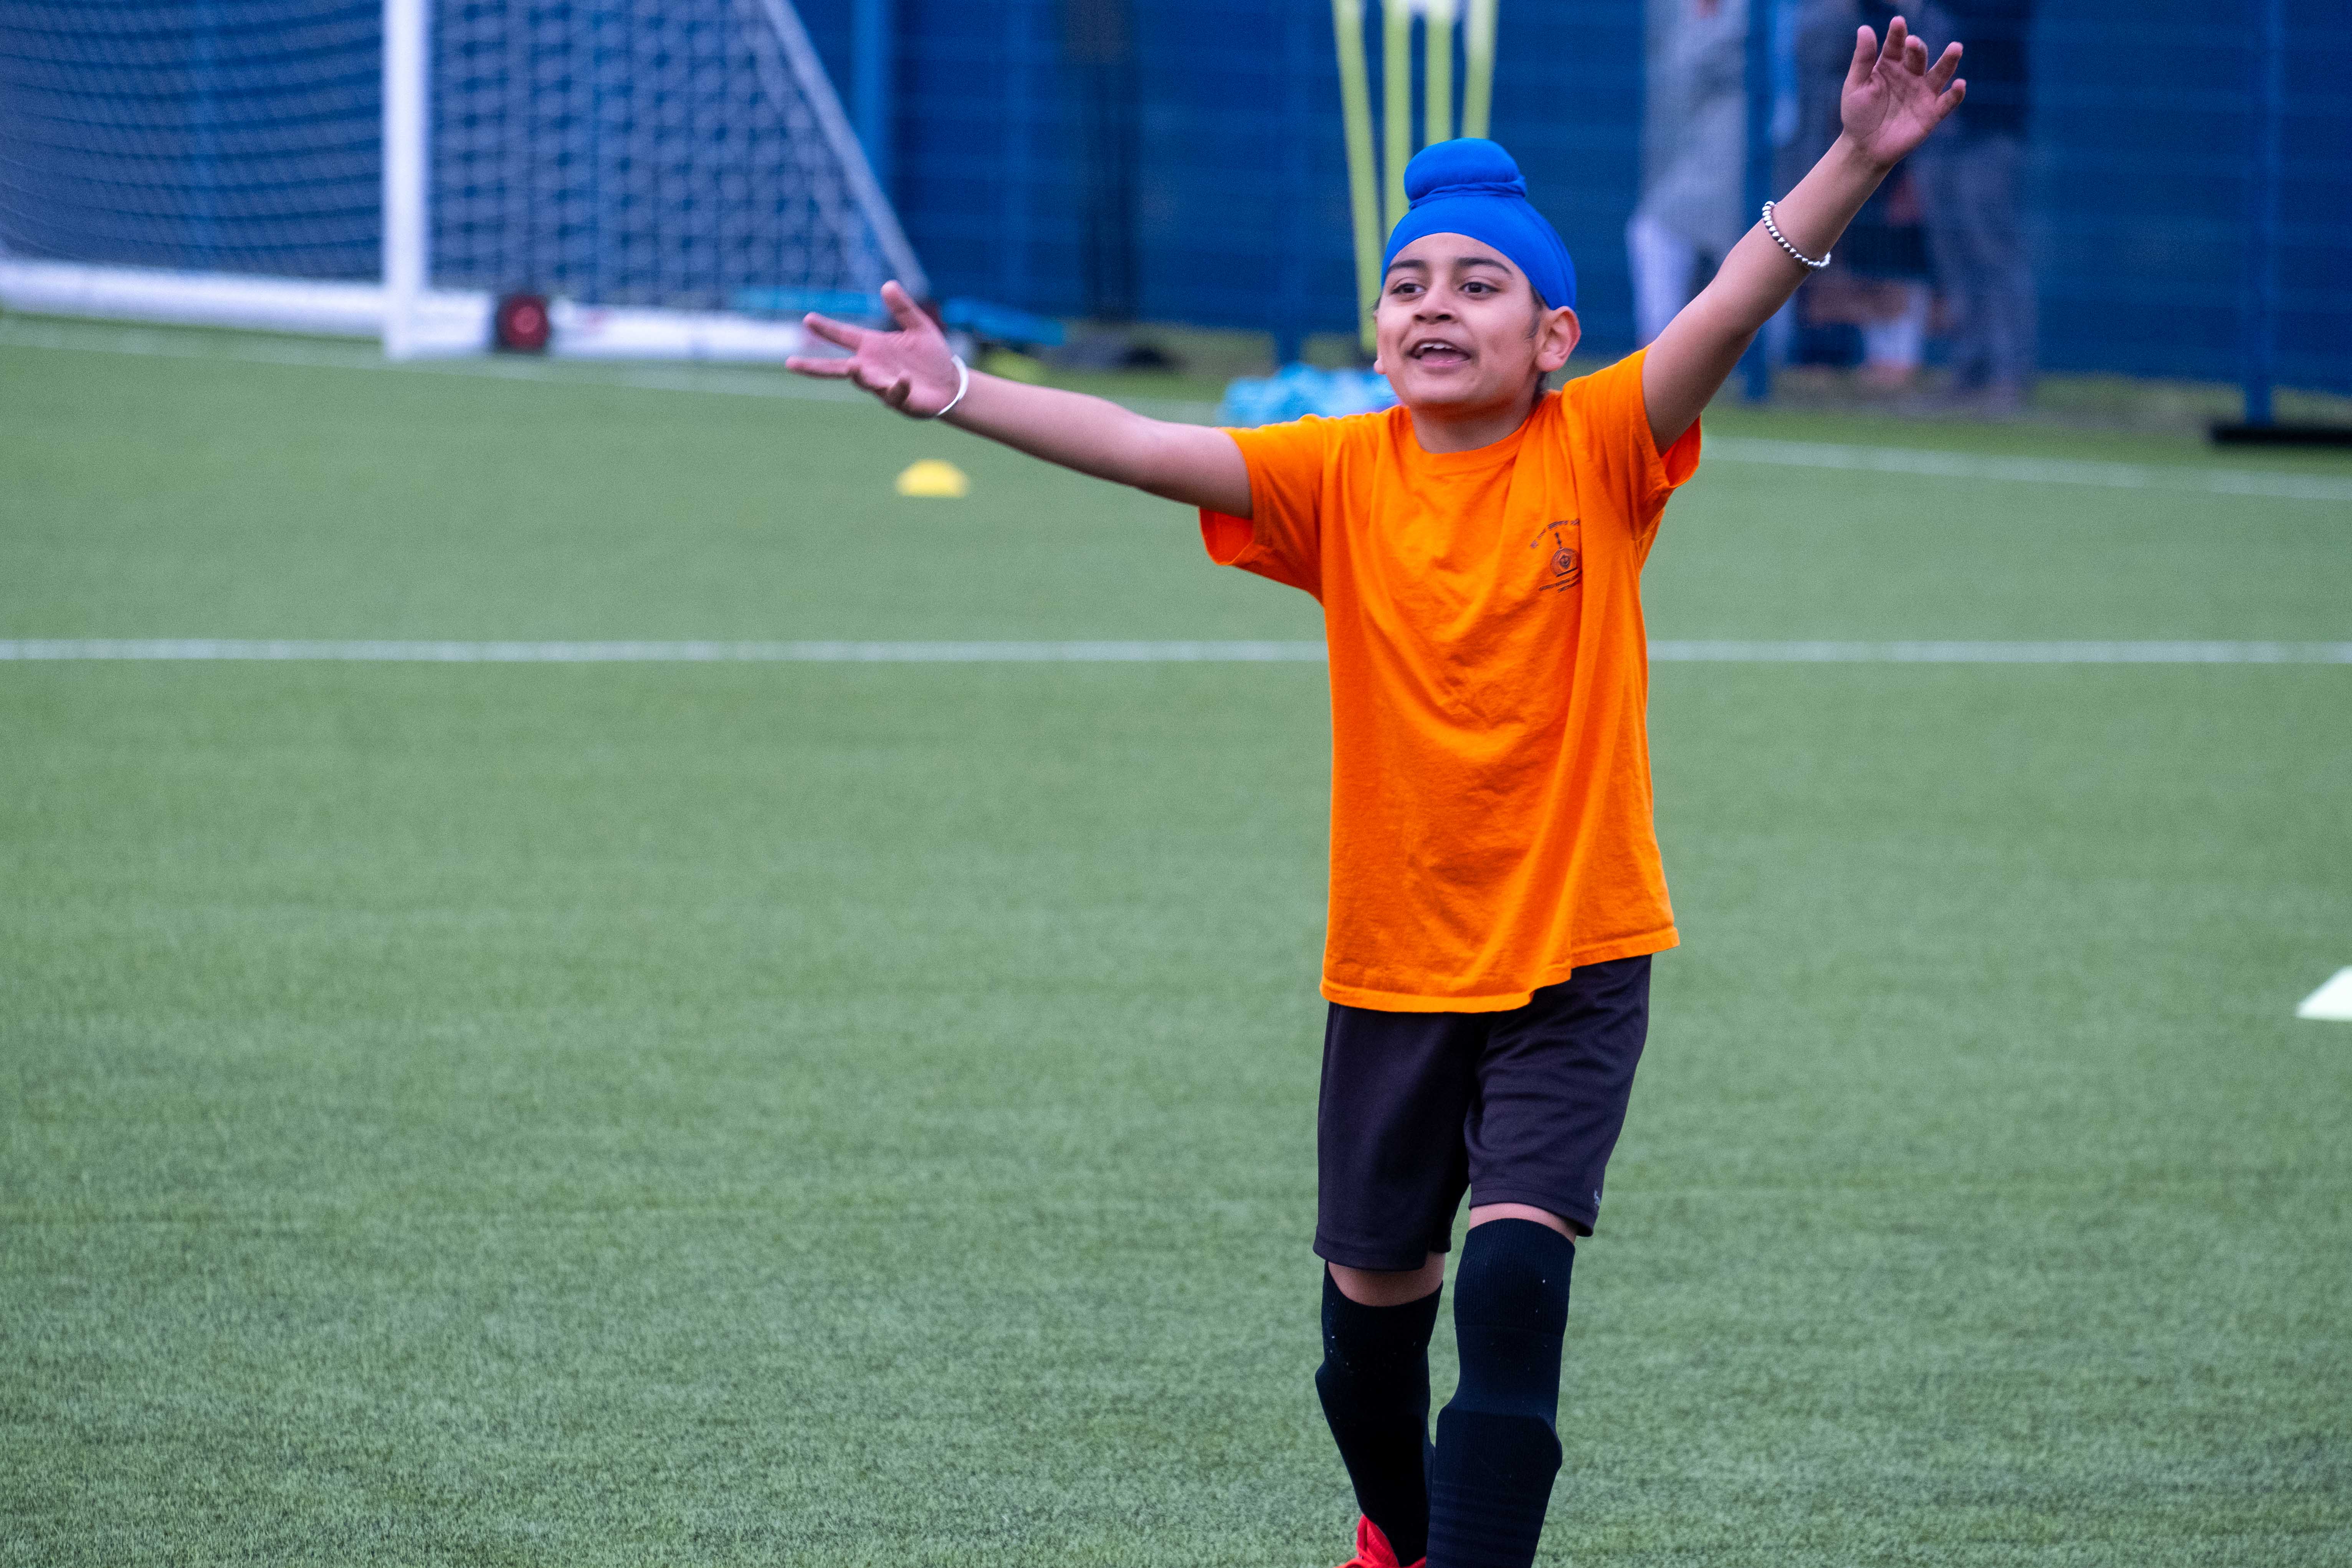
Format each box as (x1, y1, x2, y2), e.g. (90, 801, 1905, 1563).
(784, 279, 963, 417)
(1840, 15, 1964, 170)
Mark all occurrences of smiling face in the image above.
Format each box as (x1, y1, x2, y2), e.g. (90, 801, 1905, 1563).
(1374, 233, 1580, 422)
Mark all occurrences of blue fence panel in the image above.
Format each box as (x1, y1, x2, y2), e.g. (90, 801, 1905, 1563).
(837, 0, 2352, 395)
(885, 0, 1082, 321)
(1493, 1, 1646, 354)
(812, 0, 1646, 351)
(4, 1, 2345, 393)
(2031, 0, 2352, 395)
(1133, 0, 1344, 346)
(2267, 4, 2350, 397)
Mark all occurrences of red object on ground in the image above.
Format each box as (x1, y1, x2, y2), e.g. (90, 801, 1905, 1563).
(493, 292, 552, 353)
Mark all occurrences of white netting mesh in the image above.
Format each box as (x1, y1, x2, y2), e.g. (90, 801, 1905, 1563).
(0, 0, 916, 316)
(431, 0, 913, 311)
(0, 2, 383, 278)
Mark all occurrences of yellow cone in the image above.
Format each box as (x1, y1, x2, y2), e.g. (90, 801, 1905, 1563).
(894, 459, 970, 498)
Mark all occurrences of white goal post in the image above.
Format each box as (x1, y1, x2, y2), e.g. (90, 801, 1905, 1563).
(0, 0, 926, 361)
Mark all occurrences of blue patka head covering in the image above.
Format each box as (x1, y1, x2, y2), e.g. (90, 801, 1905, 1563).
(1381, 139, 1576, 312)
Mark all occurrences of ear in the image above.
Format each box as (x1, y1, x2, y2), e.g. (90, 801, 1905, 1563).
(1536, 306, 1580, 374)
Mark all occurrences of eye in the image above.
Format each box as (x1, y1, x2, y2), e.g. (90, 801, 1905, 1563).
(1463, 280, 1494, 295)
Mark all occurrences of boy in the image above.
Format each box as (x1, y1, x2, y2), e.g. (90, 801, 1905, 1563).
(790, 20, 1964, 1568)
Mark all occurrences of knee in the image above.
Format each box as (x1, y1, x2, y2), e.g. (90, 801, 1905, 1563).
(1329, 1254, 1445, 1308)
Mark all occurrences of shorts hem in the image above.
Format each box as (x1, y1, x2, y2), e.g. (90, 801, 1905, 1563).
(1469, 1186, 1601, 1236)
(1313, 1232, 1456, 1272)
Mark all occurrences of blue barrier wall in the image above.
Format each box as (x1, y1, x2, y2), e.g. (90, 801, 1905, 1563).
(797, 0, 2351, 394)
(2032, 0, 2350, 395)
(3, 2, 2344, 393)
(794, 0, 1647, 355)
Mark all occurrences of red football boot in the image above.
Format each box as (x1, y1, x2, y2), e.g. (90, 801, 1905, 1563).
(1333, 1515, 1425, 1568)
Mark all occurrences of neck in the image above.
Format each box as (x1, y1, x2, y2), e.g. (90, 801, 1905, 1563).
(1403, 382, 1543, 454)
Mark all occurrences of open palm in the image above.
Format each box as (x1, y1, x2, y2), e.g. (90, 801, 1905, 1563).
(785, 280, 961, 418)
(1841, 16, 1965, 168)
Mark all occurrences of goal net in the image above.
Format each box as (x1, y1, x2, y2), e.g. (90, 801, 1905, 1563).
(0, 0, 924, 359)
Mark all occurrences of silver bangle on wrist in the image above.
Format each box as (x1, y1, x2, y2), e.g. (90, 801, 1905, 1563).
(917, 354, 970, 420)
(1760, 201, 1832, 270)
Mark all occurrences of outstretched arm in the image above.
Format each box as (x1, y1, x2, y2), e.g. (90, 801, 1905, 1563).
(786, 283, 1254, 517)
(1641, 17, 1965, 450)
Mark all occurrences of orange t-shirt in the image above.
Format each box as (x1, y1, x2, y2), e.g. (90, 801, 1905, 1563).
(1200, 349, 1701, 1012)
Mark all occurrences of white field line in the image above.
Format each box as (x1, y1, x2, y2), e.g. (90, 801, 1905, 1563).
(1704, 436, 2352, 505)
(6, 316, 2350, 500)
(2296, 967, 2352, 1022)
(0, 315, 873, 406)
(1647, 640, 2352, 664)
(0, 639, 1329, 663)
(5, 639, 2350, 665)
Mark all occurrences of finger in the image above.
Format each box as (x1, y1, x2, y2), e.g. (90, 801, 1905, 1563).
(1883, 15, 1908, 60)
(784, 355, 856, 378)
(881, 374, 913, 411)
(1926, 41, 1964, 91)
(879, 280, 934, 336)
(801, 312, 866, 351)
(1846, 24, 1877, 88)
(1936, 78, 1967, 115)
(1904, 32, 1929, 74)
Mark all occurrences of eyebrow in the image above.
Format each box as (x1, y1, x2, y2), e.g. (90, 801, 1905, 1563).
(1384, 254, 1514, 276)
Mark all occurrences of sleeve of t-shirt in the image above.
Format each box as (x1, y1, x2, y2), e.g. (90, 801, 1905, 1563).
(1197, 415, 1341, 600)
(1564, 348, 1703, 561)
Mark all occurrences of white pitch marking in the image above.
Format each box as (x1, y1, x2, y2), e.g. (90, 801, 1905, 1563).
(2295, 968, 2352, 1022)
(0, 639, 1331, 663)
(5, 317, 2352, 499)
(0, 316, 870, 407)
(1705, 436, 2352, 506)
(1646, 640, 2352, 664)
(5, 640, 2352, 665)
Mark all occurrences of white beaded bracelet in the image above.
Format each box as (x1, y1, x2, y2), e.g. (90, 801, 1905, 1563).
(916, 354, 970, 420)
(1761, 202, 1832, 270)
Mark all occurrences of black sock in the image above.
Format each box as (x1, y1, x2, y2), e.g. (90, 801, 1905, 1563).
(1315, 1269, 1442, 1564)
(1426, 1219, 1574, 1568)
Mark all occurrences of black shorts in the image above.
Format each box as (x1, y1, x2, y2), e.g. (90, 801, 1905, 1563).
(1315, 955, 1652, 1272)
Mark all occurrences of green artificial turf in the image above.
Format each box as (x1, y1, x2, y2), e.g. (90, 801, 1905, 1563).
(3, 323, 2349, 1565)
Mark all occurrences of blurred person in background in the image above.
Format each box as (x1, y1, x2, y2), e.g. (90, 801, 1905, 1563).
(1628, 0, 1747, 345)
(1780, 0, 1934, 389)
(1913, 0, 2035, 411)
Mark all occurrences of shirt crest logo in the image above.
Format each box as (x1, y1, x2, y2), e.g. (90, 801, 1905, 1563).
(1528, 519, 1581, 594)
